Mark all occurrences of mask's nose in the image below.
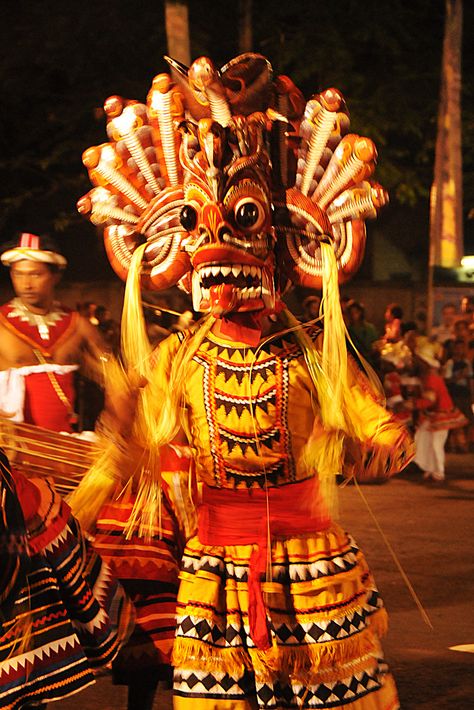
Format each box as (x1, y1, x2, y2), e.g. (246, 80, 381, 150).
(198, 203, 231, 243)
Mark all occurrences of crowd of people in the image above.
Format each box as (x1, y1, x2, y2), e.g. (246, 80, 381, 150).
(83, 288, 474, 482)
(302, 292, 473, 484)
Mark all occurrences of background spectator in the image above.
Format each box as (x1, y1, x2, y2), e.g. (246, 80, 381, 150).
(460, 295, 474, 332)
(383, 303, 404, 344)
(431, 302, 458, 347)
(443, 338, 473, 453)
(412, 343, 467, 482)
(347, 300, 378, 365)
(95, 304, 120, 352)
(0, 236, 107, 433)
(301, 295, 321, 323)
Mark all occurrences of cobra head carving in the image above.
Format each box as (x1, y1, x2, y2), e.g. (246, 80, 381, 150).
(78, 53, 388, 315)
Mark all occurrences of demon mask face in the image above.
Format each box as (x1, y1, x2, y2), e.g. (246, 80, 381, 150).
(77, 54, 387, 318)
(177, 114, 278, 316)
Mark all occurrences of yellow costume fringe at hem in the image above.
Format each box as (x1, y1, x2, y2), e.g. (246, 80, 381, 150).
(172, 608, 387, 685)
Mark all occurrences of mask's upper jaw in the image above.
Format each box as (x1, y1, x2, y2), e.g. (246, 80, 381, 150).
(190, 245, 276, 317)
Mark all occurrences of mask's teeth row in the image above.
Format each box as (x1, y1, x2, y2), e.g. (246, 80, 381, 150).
(239, 285, 261, 300)
(191, 265, 275, 311)
(205, 284, 263, 300)
(198, 263, 262, 280)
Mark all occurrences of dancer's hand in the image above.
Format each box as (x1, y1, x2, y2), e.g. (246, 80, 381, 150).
(100, 360, 147, 439)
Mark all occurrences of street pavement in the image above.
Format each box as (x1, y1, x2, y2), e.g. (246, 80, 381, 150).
(54, 453, 474, 709)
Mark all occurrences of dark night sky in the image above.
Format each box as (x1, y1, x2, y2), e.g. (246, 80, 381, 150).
(0, 0, 472, 287)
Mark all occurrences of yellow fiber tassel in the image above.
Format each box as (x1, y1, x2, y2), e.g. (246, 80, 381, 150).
(171, 637, 251, 676)
(300, 420, 343, 515)
(121, 243, 153, 380)
(69, 352, 139, 532)
(283, 240, 352, 514)
(368, 607, 389, 638)
(172, 625, 381, 686)
(319, 241, 349, 432)
(4, 611, 33, 659)
(68, 441, 124, 533)
(123, 451, 162, 541)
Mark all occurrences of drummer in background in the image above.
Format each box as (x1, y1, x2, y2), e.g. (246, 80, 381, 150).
(0, 233, 107, 432)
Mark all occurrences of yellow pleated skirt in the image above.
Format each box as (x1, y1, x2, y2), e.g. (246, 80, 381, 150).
(172, 522, 399, 709)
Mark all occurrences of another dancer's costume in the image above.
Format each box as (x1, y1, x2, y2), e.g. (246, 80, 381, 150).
(413, 344, 467, 482)
(92, 444, 192, 688)
(0, 448, 134, 709)
(73, 54, 414, 708)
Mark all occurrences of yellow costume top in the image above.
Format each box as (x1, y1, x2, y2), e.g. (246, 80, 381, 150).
(155, 325, 413, 490)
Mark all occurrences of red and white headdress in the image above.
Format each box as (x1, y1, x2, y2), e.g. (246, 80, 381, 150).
(1, 233, 67, 268)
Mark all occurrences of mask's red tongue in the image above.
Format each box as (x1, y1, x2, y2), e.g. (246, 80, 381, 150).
(209, 284, 239, 317)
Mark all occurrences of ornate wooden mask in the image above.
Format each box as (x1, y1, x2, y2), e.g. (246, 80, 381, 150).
(78, 54, 387, 316)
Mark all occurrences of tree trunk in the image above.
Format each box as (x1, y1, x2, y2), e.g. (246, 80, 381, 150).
(238, 0, 253, 53)
(428, 0, 463, 329)
(165, 1, 191, 66)
(429, 0, 463, 270)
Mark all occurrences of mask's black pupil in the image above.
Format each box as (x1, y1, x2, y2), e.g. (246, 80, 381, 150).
(236, 203, 259, 228)
(180, 205, 197, 231)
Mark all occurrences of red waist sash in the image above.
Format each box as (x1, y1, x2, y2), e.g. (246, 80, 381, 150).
(198, 477, 331, 650)
(24, 371, 75, 432)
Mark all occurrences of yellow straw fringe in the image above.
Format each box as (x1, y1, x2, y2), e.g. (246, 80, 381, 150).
(282, 242, 393, 511)
(69, 348, 142, 532)
(172, 623, 382, 685)
(319, 241, 349, 433)
(2, 613, 33, 659)
(71, 243, 216, 538)
(121, 243, 153, 379)
(68, 441, 124, 533)
(279, 241, 351, 515)
(368, 607, 389, 638)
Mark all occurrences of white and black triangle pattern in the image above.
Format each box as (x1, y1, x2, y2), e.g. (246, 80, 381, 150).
(181, 535, 361, 585)
(174, 665, 384, 707)
(174, 668, 255, 699)
(181, 550, 227, 578)
(181, 549, 257, 583)
(273, 607, 368, 646)
(176, 614, 247, 648)
(176, 601, 373, 650)
(285, 545, 359, 584)
(255, 668, 382, 707)
(363, 588, 384, 620)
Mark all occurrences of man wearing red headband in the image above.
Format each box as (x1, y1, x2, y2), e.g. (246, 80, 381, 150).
(0, 233, 106, 432)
